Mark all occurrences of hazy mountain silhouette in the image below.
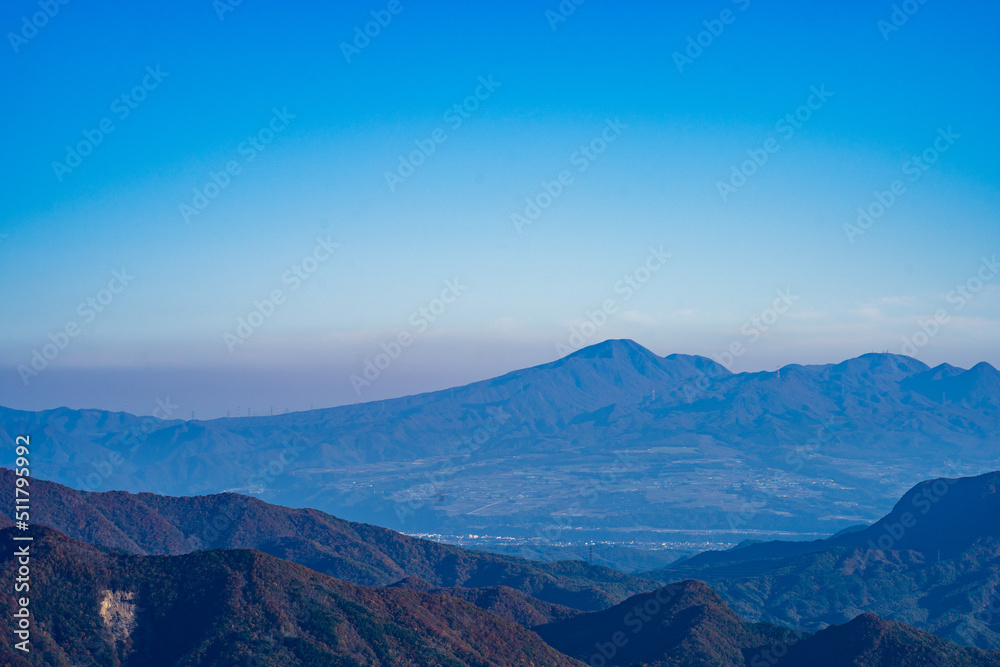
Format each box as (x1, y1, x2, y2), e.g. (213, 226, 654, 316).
(3, 339, 998, 558)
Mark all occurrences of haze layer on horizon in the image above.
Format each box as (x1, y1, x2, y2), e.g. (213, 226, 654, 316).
(2, 0, 998, 417)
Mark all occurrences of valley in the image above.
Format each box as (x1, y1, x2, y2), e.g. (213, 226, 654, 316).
(5, 340, 996, 568)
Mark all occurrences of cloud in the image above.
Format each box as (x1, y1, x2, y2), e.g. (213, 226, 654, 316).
(620, 310, 654, 324)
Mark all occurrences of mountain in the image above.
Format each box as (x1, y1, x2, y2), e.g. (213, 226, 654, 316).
(644, 471, 1000, 648)
(779, 613, 1000, 667)
(3, 340, 999, 562)
(0, 527, 582, 667)
(439, 539, 687, 574)
(0, 468, 658, 612)
(389, 576, 580, 627)
(8, 526, 995, 667)
(535, 580, 1000, 666)
(536, 579, 786, 666)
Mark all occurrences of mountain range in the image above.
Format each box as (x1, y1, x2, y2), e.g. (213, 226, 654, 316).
(647, 470, 1000, 649)
(0, 468, 655, 613)
(536, 579, 1000, 667)
(4, 524, 999, 666)
(5, 466, 1000, 664)
(3, 340, 998, 566)
(0, 526, 580, 666)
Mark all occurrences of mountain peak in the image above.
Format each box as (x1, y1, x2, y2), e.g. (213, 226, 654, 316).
(869, 470, 1000, 554)
(968, 361, 1000, 377)
(564, 339, 658, 361)
(834, 352, 930, 377)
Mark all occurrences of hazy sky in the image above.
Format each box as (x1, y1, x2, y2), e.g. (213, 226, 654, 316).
(2, 0, 998, 417)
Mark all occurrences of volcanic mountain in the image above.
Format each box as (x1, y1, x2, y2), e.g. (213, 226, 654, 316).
(2, 340, 998, 561)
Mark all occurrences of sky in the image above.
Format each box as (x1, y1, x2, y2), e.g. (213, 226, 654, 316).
(1, 0, 998, 418)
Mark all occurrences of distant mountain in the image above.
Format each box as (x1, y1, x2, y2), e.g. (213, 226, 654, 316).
(0, 527, 581, 667)
(536, 580, 1000, 666)
(3, 340, 999, 560)
(0, 468, 659, 612)
(645, 471, 1000, 648)
(438, 538, 687, 574)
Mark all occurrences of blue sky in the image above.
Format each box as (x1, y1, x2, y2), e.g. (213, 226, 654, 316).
(2, 0, 998, 417)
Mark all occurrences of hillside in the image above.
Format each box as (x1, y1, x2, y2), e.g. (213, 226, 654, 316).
(536, 579, 786, 666)
(535, 580, 1000, 666)
(0, 468, 658, 612)
(646, 471, 1000, 648)
(779, 613, 1000, 667)
(389, 576, 581, 627)
(0, 526, 582, 667)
